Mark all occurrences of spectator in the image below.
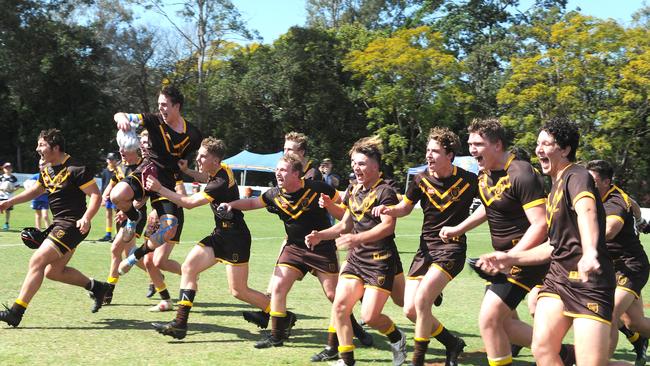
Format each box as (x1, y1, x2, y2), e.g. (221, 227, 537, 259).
(24, 159, 51, 230)
(0, 162, 18, 231)
(319, 158, 340, 189)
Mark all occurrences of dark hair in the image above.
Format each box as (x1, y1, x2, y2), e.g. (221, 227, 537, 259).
(349, 136, 383, 164)
(38, 129, 65, 153)
(201, 137, 226, 160)
(428, 127, 460, 158)
(540, 118, 579, 162)
(509, 146, 531, 163)
(586, 159, 613, 181)
(160, 85, 184, 111)
(467, 118, 507, 147)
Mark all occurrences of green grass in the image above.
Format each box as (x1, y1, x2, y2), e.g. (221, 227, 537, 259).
(0, 190, 647, 365)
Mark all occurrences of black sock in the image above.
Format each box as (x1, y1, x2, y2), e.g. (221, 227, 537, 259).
(327, 329, 339, 349)
(132, 243, 152, 260)
(386, 325, 402, 343)
(159, 289, 171, 300)
(350, 314, 365, 338)
(84, 279, 95, 291)
(11, 303, 26, 317)
(271, 313, 289, 340)
(620, 325, 637, 339)
(412, 338, 430, 366)
(124, 206, 140, 221)
(175, 289, 196, 327)
(339, 348, 355, 365)
(434, 326, 458, 349)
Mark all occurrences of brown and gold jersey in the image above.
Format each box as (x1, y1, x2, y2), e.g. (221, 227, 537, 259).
(602, 185, 646, 261)
(478, 154, 546, 251)
(131, 113, 202, 182)
(261, 179, 338, 249)
(343, 178, 399, 256)
(109, 159, 143, 185)
(405, 166, 478, 245)
(546, 164, 613, 282)
(37, 155, 96, 221)
(302, 160, 323, 181)
(202, 163, 246, 229)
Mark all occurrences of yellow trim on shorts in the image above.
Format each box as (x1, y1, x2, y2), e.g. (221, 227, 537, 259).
(151, 196, 169, 203)
(607, 215, 625, 225)
(522, 197, 546, 210)
(364, 284, 391, 294)
(216, 258, 248, 266)
(276, 263, 304, 276)
(79, 179, 96, 190)
(406, 275, 424, 280)
(572, 191, 595, 206)
(431, 263, 453, 281)
(341, 274, 362, 281)
(563, 311, 611, 325)
(507, 277, 532, 292)
(47, 235, 71, 253)
(617, 286, 640, 299)
(45, 241, 64, 257)
(537, 292, 561, 300)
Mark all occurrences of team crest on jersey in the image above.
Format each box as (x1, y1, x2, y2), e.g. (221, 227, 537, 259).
(348, 189, 378, 221)
(232, 253, 239, 263)
(55, 229, 65, 239)
(510, 266, 522, 276)
(478, 174, 511, 206)
(42, 167, 71, 194)
(377, 275, 385, 286)
(617, 275, 628, 286)
(273, 189, 318, 220)
(587, 303, 599, 313)
(546, 183, 564, 228)
(444, 261, 454, 270)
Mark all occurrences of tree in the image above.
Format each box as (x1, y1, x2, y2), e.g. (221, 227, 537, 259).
(306, 0, 419, 30)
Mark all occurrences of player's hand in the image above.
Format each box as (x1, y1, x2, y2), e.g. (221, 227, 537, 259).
(371, 204, 390, 217)
(335, 233, 358, 250)
(0, 199, 12, 213)
(116, 115, 132, 132)
(115, 211, 126, 224)
(305, 230, 322, 249)
(145, 176, 161, 192)
(76, 217, 91, 235)
(439, 225, 460, 243)
(479, 252, 511, 274)
(178, 159, 189, 173)
(318, 193, 332, 209)
(577, 251, 601, 282)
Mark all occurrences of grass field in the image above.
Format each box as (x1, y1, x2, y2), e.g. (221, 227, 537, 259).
(0, 191, 648, 365)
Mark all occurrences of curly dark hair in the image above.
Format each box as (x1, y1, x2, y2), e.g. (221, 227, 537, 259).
(428, 127, 460, 158)
(540, 118, 579, 162)
(467, 118, 507, 147)
(586, 159, 613, 181)
(38, 129, 65, 153)
(160, 85, 184, 111)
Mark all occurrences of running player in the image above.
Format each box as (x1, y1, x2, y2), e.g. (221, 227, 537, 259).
(221, 153, 353, 349)
(439, 118, 549, 366)
(147, 137, 270, 339)
(587, 159, 650, 365)
(373, 127, 476, 366)
(0, 129, 108, 327)
(480, 118, 617, 365)
(306, 136, 407, 366)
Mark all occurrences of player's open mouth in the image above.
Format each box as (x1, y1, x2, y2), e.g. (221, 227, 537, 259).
(474, 156, 484, 164)
(539, 157, 549, 164)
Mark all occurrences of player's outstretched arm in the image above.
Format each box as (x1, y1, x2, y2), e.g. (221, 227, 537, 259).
(319, 193, 346, 220)
(306, 209, 354, 248)
(339, 211, 395, 250)
(178, 159, 209, 183)
(78, 182, 102, 235)
(371, 199, 414, 218)
(0, 182, 46, 212)
(222, 197, 265, 212)
(146, 176, 207, 209)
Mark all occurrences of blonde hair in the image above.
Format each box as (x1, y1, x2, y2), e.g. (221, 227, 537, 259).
(201, 137, 226, 160)
(284, 132, 308, 152)
(279, 153, 303, 173)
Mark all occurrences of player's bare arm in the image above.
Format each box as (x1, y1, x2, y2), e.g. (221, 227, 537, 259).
(440, 204, 487, 242)
(0, 182, 46, 212)
(508, 204, 547, 254)
(146, 176, 207, 209)
(178, 159, 209, 183)
(575, 195, 602, 282)
(371, 199, 414, 218)
(78, 182, 102, 235)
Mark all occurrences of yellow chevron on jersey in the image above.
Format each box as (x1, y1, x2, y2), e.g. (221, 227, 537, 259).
(419, 170, 470, 212)
(273, 187, 319, 220)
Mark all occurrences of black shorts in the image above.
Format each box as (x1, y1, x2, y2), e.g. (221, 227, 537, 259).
(614, 258, 650, 299)
(46, 219, 89, 255)
(342, 249, 397, 293)
(122, 162, 177, 202)
(118, 206, 147, 238)
(407, 247, 465, 280)
(150, 199, 184, 243)
(485, 280, 530, 310)
(199, 224, 251, 265)
(277, 243, 339, 276)
(539, 275, 615, 324)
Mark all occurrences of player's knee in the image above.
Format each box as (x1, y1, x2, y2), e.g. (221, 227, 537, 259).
(403, 303, 417, 321)
(478, 311, 501, 332)
(333, 300, 350, 317)
(530, 338, 552, 360)
(28, 253, 50, 271)
(152, 255, 168, 268)
(143, 254, 155, 268)
(43, 264, 61, 280)
(361, 312, 381, 327)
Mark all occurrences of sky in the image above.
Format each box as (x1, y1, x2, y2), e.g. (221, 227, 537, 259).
(231, 0, 648, 43)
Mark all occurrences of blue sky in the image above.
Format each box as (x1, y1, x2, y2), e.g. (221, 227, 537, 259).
(232, 0, 647, 43)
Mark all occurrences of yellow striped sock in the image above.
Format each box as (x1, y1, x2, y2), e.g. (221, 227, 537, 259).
(15, 299, 28, 308)
(328, 326, 336, 333)
(338, 345, 355, 353)
(488, 355, 513, 366)
(414, 337, 430, 342)
(381, 322, 396, 335)
(630, 332, 641, 342)
(264, 304, 271, 313)
(431, 323, 444, 337)
(270, 311, 287, 318)
(107, 276, 119, 284)
(155, 285, 166, 293)
(177, 300, 193, 307)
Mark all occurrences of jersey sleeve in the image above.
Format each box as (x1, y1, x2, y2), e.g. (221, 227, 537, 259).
(512, 163, 546, 209)
(201, 179, 224, 203)
(378, 185, 399, 207)
(566, 171, 597, 209)
(403, 174, 422, 205)
(140, 113, 160, 132)
(74, 166, 97, 190)
(603, 193, 628, 224)
(261, 188, 278, 208)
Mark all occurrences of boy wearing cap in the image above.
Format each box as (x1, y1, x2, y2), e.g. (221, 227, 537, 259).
(0, 162, 18, 231)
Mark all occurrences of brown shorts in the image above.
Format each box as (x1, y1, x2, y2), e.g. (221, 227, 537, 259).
(199, 225, 251, 265)
(614, 258, 649, 299)
(504, 263, 548, 291)
(46, 219, 89, 255)
(407, 247, 465, 280)
(342, 249, 397, 293)
(394, 249, 404, 276)
(277, 243, 339, 277)
(539, 274, 615, 324)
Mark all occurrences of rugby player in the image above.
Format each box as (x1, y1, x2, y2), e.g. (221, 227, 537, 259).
(373, 127, 476, 366)
(306, 136, 407, 366)
(0, 129, 107, 327)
